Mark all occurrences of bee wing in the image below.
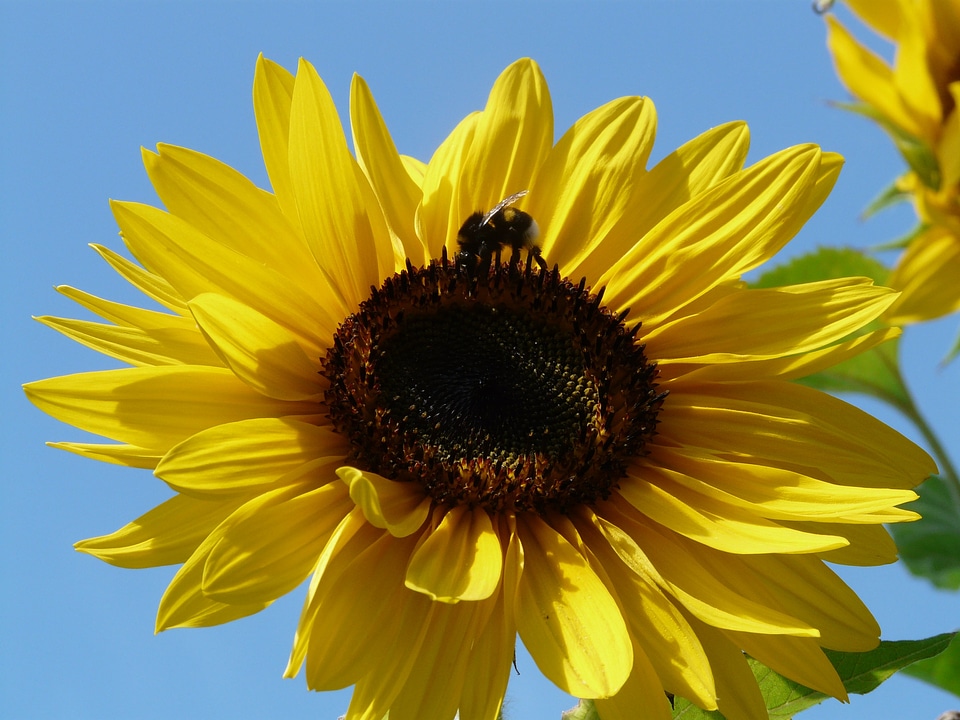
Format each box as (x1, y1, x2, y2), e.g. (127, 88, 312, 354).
(480, 190, 529, 227)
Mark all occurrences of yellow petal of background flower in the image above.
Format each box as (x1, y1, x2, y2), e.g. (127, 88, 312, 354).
(351, 74, 425, 265)
(529, 96, 656, 270)
(156, 418, 344, 495)
(189, 292, 324, 401)
(405, 505, 502, 602)
(24, 366, 314, 451)
(826, 15, 927, 140)
(75, 492, 247, 568)
(288, 58, 394, 310)
(887, 226, 960, 322)
(203, 467, 353, 605)
(515, 516, 632, 698)
(337, 466, 431, 538)
(845, 0, 902, 39)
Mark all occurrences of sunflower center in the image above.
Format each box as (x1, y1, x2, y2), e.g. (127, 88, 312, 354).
(322, 255, 664, 513)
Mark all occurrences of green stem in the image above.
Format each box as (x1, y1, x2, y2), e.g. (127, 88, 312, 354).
(881, 353, 960, 507)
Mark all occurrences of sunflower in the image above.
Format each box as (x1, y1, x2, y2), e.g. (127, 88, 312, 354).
(25, 56, 934, 720)
(825, 0, 960, 323)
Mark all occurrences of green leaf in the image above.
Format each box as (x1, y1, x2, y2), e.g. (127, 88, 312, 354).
(670, 634, 956, 719)
(943, 328, 960, 367)
(903, 633, 960, 697)
(832, 100, 941, 191)
(562, 699, 601, 720)
(890, 476, 960, 590)
(750, 248, 911, 410)
(861, 177, 910, 220)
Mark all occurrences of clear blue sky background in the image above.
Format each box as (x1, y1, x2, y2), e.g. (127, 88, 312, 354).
(2, 2, 958, 719)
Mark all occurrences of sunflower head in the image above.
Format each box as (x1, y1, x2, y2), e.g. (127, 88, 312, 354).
(25, 55, 935, 720)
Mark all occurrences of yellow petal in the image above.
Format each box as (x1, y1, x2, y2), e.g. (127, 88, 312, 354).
(567, 121, 751, 284)
(189, 292, 324, 401)
(647, 446, 919, 523)
(253, 54, 298, 223)
(288, 58, 393, 310)
(351, 73, 425, 264)
(337, 466, 431, 538)
(725, 630, 848, 701)
(155, 530, 271, 631)
(806, 522, 900, 566)
(515, 515, 631, 698)
(677, 326, 901, 383)
(619, 466, 848, 554)
(457, 58, 553, 241)
(341, 583, 434, 720)
(648, 278, 897, 360)
(844, 0, 902, 40)
(285, 508, 374, 680)
(75, 492, 246, 568)
(592, 640, 673, 720)
(601, 145, 824, 326)
(529, 96, 657, 270)
(405, 505, 502, 602)
(142, 143, 321, 294)
(684, 617, 768, 720)
(658, 381, 936, 490)
(386, 601, 483, 720)
(24, 366, 314, 451)
(203, 466, 353, 604)
(736, 553, 881, 651)
(56, 285, 196, 332)
(112, 200, 337, 355)
(156, 418, 345, 495)
(417, 111, 480, 258)
(576, 513, 717, 708)
(36, 315, 222, 367)
(47, 441, 161, 469)
(90, 243, 188, 314)
(590, 505, 817, 638)
(459, 529, 520, 720)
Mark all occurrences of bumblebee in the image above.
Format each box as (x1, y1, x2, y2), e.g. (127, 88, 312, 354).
(456, 190, 547, 274)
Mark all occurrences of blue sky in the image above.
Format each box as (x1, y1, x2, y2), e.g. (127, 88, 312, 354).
(2, 2, 958, 719)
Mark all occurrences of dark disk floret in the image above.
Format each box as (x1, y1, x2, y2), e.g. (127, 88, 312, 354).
(322, 253, 664, 514)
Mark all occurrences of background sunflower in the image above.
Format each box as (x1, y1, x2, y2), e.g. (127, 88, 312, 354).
(4, 2, 957, 719)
